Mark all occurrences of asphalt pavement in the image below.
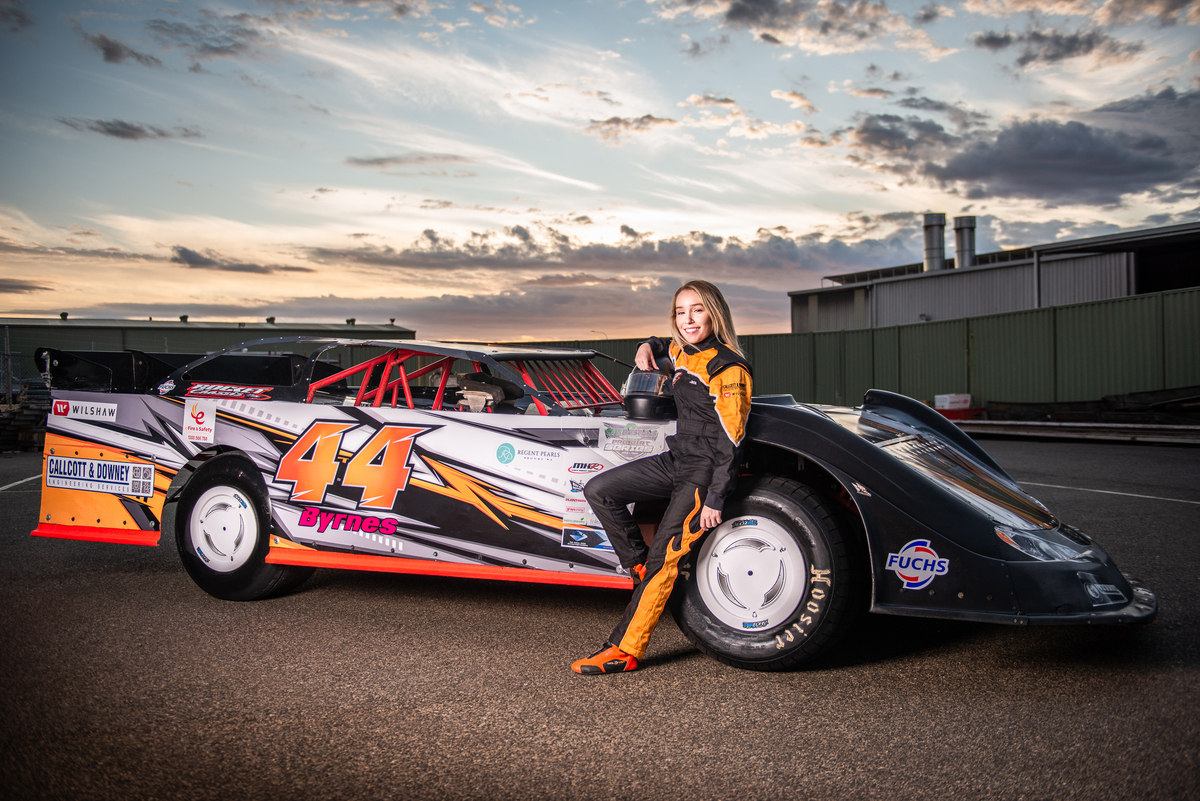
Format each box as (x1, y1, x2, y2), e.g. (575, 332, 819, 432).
(1, 438, 1197, 800)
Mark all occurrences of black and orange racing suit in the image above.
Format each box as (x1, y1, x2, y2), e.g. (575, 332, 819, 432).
(584, 334, 753, 659)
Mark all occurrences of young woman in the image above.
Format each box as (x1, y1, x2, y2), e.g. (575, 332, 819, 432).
(572, 280, 753, 674)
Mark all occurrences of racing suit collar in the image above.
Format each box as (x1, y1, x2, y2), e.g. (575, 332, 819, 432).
(681, 334, 721, 355)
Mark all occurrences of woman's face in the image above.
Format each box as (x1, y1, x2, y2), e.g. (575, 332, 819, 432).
(674, 288, 713, 345)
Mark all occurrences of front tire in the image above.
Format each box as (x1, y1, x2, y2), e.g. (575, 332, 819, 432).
(175, 455, 312, 601)
(669, 476, 860, 670)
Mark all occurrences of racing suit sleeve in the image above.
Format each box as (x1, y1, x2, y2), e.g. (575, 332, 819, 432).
(704, 363, 753, 512)
(640, 336, 677, 371)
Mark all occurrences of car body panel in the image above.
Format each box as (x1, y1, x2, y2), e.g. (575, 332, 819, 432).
(33, 337, 1157, 626)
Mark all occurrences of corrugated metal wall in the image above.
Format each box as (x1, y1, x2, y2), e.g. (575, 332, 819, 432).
(968, 309, 1055, 403)
(897, 320, 969, 402)
(9, 287, 1194, 407)
(1164, 287, 1200, 388)
(534, 287, 1196, 408)
(1039, 253, 1128, 307)
(1055, 295, 1162, 401)
(873, 263, 1034, 327)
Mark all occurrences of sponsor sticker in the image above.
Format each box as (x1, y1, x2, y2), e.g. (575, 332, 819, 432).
(46, 456, 155, 498)
(600, 422, 670, 462)
(732, 518, 758, 528)
(885, 539, 950, 590)
(50, 400, 118, 422)
(497, 443, 516, 464)
(157, 379, 175, 395)
(185, 383, 271, 400)
(567, 462, 604, 474)
(183, 400, 217, 444)
(561, 525, 612, 551)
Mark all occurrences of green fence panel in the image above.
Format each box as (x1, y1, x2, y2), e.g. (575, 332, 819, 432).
(813, 331, 845, 404)
(897, 320, 968, 404)
(844, 329, 874, 406)
(1163, 287, 1200, 388)
(968, 308, 1055, 405)
(1055, 295, 1163, 401)
(752, 333, 813, 400)
(872, 327, 900, 393)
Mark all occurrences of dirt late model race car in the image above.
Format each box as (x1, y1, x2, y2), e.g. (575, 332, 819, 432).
(33, 337, 1156, 671)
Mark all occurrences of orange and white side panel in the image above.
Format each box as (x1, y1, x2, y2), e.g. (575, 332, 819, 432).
(32, 433, 169, 546)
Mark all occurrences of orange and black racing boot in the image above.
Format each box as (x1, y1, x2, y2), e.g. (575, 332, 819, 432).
(571, 644, 639, 675)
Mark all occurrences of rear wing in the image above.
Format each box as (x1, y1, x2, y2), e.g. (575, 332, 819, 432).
(36, 347, 201, 394)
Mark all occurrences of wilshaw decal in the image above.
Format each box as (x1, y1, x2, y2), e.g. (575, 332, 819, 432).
(274, 422, 427, 509)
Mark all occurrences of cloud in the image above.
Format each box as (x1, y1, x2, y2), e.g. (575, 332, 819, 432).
(57, 118, 202, 141)
(653, 0, 954, 59)
(682, 93, 739, 108)
(76, 27, 164, 67)
(345, 152, 477, 172)
(583, 114, 678, 144)
(847, 113, 959, 162)
(770, 89, 818, 114)
(972, 27, 1144, 69)
(913, 3, 951, 24)
(1095, 0, 1200, 26)
(145, 12, 272, 62)
(0, 277, 50, 294)
(170, 245, 315, 274)
(962, 0, 1096, 18)
(2, 0, 34, 33)
(923, 118, 1190, 203)
(896, 97, 990, 130)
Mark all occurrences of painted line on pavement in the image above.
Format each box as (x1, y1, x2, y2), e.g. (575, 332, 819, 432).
(1021, 481, 1200, 506)
(0, 474, 40, 492)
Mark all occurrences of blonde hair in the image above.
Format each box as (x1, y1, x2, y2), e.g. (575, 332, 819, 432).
(669, 279, 743, 356)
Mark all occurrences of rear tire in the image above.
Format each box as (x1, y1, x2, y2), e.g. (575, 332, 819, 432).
(175, 456, 313, 601)
(669, 476, 860, 670)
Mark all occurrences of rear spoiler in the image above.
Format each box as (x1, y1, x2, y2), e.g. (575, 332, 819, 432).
(36, 348, 202, 393)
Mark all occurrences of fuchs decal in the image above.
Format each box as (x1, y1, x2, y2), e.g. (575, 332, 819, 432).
(186, 383, 272, 400)
(568, 462, 604, 474)
(886, 539, 950, 590)
(274, 422, 427, 508)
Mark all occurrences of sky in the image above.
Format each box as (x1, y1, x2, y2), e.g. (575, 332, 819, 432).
(0, 0, 1197, 341)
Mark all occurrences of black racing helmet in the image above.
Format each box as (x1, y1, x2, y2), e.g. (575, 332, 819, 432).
(622, 369, 676, 421)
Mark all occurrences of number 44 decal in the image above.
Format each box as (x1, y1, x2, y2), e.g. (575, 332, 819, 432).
(274, 422, 426, 509)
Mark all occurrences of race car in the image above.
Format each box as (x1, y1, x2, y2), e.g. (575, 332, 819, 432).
(33, 337, 1157, 671)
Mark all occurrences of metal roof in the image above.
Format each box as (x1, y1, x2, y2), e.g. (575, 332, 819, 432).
(793, 220, 1199, 291)
(1032, 220, 1200, 254)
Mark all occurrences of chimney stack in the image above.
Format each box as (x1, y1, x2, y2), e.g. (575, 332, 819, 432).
(953, 216, 976, 268)
(923, 213, 946, 272)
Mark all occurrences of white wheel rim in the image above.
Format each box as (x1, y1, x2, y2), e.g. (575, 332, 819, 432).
(696, 515, 808, 632)
(188, 485, 258, 573)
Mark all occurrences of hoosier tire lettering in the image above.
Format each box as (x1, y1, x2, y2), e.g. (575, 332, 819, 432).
(669, 475, 861, 670)
(775, 568, 832, 648)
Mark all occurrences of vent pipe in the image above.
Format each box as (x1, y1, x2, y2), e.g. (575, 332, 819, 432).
(953, 216, 976, 268)
(923, 213, 946, 271)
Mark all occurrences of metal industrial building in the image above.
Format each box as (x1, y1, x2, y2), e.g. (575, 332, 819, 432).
(0, 318, 415, 386)
(789, 217, 1200, 333)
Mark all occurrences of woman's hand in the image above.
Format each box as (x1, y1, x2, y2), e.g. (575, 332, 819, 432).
(635, 342, 656, 371)
(699, 504, 722, 530)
